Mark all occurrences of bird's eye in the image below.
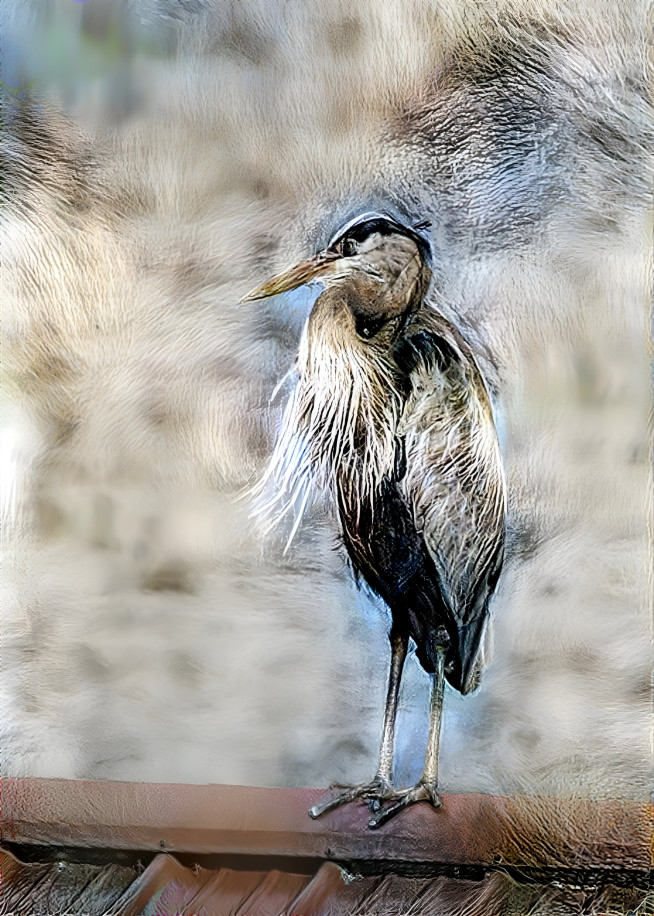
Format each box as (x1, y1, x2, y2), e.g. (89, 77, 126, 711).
(342, 238, 358, 257)
(355, 316, 386, 340)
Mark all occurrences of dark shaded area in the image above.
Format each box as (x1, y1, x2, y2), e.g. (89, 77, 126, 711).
(339, 475, 458, 677)
(0, 848, 138, 916)
(1, 847, 650, 916)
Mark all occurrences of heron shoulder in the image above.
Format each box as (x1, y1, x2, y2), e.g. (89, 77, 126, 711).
(396, 310, 506, 622)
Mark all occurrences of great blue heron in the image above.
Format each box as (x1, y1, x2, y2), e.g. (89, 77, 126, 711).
(243, 213, 506, 827)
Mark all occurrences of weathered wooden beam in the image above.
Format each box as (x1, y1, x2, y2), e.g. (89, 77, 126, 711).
(1, 778, 651, 872)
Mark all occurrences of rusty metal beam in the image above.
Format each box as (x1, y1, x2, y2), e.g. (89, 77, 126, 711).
(1, 778, 651, 872)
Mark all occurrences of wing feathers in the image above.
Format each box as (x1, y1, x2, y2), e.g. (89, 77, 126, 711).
(398, 316, 506, 687)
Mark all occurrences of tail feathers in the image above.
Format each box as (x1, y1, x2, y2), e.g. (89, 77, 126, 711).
(446, 612, 489, 695)
(445, 542, 503, 694)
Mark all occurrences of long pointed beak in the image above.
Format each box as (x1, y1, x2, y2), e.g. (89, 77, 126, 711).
(240, 250, 341, 302)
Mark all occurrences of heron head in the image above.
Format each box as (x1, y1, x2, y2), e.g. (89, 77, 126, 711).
(242, 213, 431, 347)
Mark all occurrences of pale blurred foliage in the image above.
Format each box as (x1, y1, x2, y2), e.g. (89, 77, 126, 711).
(1, 0, 651, 798)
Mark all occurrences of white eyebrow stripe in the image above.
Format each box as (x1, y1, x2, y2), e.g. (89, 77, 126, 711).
(327, 211, 389, 247)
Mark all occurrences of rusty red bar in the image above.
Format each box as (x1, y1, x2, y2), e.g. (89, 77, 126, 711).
(0, 778, 651, 871)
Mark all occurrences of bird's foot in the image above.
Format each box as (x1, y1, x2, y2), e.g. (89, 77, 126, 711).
(367, 778, 441, 829)
(308, 777, 394, 820)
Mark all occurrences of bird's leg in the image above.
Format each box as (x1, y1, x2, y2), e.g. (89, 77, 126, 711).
(420, 644, 446, 805)
(308, 630, 408, 819)
(368, 645, 446, 829)
(375, 629, 408, 792)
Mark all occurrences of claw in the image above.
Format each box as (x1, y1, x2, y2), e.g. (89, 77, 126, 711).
(367, 796, 383, 814)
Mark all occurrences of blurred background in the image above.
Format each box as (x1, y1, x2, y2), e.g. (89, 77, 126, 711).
(1, 0, 652, 799)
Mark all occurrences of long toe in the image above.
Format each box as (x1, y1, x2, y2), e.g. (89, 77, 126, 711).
(367, 781, 442, 829)
(308, 778, 393, 819)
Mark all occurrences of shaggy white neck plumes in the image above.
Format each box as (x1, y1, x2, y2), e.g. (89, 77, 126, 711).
(255, 320, 403, 547)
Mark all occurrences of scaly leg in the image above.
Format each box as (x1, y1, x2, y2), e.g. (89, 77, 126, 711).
(308, 630, 408, 819)
(368, 645, 445, 828)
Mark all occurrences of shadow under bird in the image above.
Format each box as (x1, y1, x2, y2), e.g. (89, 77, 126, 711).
(243, 213, 506, 828)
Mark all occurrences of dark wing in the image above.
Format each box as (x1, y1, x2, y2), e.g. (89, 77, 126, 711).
(396, 321, 506, 693)
(336, 474, 460, 676)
